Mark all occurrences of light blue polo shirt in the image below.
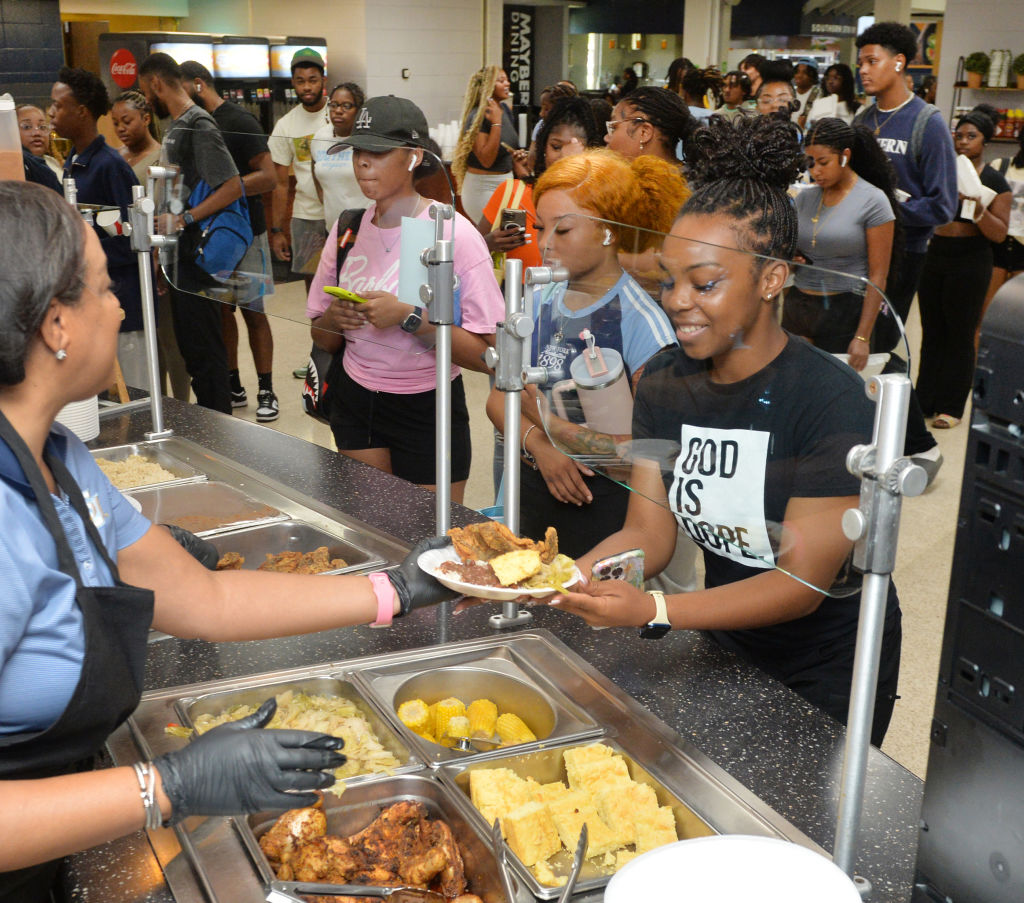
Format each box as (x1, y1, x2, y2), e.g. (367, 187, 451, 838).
(0, 424, 151, 735)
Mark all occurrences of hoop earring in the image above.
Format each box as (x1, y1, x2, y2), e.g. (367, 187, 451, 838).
(602, 229, 613, 247)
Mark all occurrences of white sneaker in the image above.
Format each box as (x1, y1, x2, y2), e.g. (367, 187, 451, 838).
(256, 389, 279, 422)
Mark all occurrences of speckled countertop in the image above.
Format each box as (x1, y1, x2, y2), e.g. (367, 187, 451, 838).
(67, 401, 923, 902)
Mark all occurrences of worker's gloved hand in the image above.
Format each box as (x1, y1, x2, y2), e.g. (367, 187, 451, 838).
(388, 536, 460, 615)
(163, 524, 219, 570)
(154, 699, 345, 824)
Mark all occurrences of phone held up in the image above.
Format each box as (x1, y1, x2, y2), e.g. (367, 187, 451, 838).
(590, 549, 645, 590)
(499, 208, 527, 232)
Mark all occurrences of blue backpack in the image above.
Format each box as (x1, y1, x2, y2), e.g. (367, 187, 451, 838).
(184, 177, 253, 281)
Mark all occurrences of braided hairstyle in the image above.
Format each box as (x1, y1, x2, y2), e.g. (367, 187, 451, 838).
(803, 116, 904, 277)
(666, 58, 697, 96)
(535, 149, 690, 252)
(684, 115, 802, 259)
(533, 96, 603, 180)
(620, 86, 696, 160)
(681, 67, 724, 110)
(113, 90, 161, 141)
(452, 64, 502, 190)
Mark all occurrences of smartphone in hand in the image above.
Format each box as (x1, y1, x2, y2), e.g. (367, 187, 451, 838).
(500, 208, 527, 231)
(590, 549, 645, 590)
(324, 286, 368, 303)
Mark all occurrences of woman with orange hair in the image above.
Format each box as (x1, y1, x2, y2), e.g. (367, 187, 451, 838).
(486, 149, 688, 555)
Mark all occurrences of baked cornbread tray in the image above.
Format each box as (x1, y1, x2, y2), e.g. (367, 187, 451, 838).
(109, 632, 830, 903)
(438, 740, 713, 898)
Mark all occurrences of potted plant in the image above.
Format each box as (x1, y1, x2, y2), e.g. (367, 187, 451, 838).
(964, 52, 990, 89)
(1014, 53, 1024, 90)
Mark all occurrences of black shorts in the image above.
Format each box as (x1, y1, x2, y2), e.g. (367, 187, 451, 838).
(328, 365, 471, 485)
(992, 235, 1024, 272)
(781, 286, 865, 353)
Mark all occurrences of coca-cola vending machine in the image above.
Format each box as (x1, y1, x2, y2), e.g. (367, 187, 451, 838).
(98, 32, 215, 100)
(213, 36, 273, 134)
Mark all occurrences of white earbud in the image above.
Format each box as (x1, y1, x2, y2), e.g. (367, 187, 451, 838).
(602, 229, 613, 247)
(408, 154, 417, 172)
(840, 157, 847, 167)
(894, 62, 902, 72)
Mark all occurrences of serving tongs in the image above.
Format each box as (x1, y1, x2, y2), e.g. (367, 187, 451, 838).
(442, 731, 502, 753)
(490, 817, 587, 902)
(267, 881, 447, 902)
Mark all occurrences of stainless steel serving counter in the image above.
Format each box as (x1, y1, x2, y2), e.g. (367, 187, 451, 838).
(66, 400, 923, 902)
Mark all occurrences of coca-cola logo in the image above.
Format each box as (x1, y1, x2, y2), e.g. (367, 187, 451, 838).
(109, 49, 137, 89)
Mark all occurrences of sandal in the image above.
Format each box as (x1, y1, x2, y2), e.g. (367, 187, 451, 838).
(932, 414, 961, 429)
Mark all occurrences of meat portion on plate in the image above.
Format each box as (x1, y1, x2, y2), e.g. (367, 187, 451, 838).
(261, 798, 481, 901)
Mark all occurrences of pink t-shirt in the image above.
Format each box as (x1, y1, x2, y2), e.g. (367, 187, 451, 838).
(307, 206, 503, 393)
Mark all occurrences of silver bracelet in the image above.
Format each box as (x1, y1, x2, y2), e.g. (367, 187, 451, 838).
(521, 424, 538, 466)
(133, 761, 163, 830)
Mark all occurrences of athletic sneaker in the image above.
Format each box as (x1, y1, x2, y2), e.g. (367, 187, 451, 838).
(256, 389, 279, 422)
(293, 364, 308, 379)
(231, 386, 248, 408)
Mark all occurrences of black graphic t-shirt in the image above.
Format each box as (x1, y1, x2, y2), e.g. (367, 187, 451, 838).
(633, 335, 898, 656)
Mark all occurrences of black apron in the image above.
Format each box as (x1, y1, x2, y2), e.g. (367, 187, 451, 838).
(0, 411, 154, 902)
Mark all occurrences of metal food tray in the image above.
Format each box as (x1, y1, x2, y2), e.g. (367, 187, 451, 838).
(128, 481, 285, 536)
(439, 740, 714, 899)
(90, 440, 206, 489)
(109, 631, 829, 903)
(243, 774, 511, 902)
(207, 520, 386, 576)
(353, 642, 601, 765)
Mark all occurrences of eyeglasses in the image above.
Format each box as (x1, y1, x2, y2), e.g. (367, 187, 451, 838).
(605, 117, 649, 136)
(19, 123, 48, 132)
(329, 102, 357, 112)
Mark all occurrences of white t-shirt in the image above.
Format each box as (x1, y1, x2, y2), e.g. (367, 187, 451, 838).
(269, 103, 328, 220)
(311, 122, 366, 229)
(805, 93, 856, 127)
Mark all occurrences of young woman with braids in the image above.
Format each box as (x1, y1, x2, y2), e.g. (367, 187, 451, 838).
(680, 67, 724, 121)
(715, 71, 754, 123)
(665, 57, 697, 97)
(453, 65, 527, 223)
(111, 91, 162, 184)
(485, 149, 686, 557)
(549, 116, 902, 745)
(604, 86, 695, 167)
(784, 117, 899, 372)
(915, 107, 1010, 429)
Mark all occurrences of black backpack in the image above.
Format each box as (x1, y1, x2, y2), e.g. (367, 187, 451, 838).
(301, 207, 366, 423)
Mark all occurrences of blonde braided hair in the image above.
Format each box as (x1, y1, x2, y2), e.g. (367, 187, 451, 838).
(452, 64, 502, 190)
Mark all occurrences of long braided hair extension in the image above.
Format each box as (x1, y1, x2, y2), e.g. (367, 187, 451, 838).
(684, 115, 803, 260)
(452, 65, 501, 190)
(803, 116, 904, 276)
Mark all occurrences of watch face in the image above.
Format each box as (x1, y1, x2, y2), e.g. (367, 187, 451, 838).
(401, 310, 422, 333)
(639, 623, 671, 639)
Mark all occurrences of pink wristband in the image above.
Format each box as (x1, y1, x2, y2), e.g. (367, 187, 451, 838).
(367, 572, 395, 628)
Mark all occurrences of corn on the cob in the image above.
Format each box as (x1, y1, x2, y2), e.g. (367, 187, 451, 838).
(426, 702, 438, 737)
(446, 715, 471, 739)
(467, 698, 498, 739)
(496, 712, 536, 745)
(433, 697, 466, 744)
(416, 731, 438, 745)
(397, 699, 431, 735)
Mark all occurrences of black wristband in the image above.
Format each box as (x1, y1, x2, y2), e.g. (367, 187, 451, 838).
(270, 227, 283, 234)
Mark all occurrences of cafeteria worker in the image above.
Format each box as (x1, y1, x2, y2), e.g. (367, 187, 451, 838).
(0, 181, 454, 902)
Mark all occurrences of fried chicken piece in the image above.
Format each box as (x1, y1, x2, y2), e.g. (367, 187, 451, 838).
(259, 801, 327, 866)
(448, 522, 560, 565)
(447, 526, 495, 563)
(541, 526, 558, 563)
(216, 551, 244, 570)
(430, 818, 467, 898)
(398, 845, 447, 887)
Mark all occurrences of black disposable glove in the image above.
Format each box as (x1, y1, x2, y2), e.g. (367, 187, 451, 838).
(388, 535, 460, 616)
(163, 523, 220, 570)
(154, 698, 346, 824)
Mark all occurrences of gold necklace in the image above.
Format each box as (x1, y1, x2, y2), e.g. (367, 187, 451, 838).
(870, 92, 914, 136)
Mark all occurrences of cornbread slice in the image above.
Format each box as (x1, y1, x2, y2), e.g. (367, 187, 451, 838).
(532, 860, 567, 887)
(503, 801, 561, 866)
(593, 780, 660, 845)
(546, 790, 622, 859)
(469, 768, 533, 827)
(490, 549, 542, 586)
(568, 755, 631, 795)
(562, 743, 615, 788)
(615, 849, 640, 870)
(536, 781, 571, 804)
(634, 805, 678, 855)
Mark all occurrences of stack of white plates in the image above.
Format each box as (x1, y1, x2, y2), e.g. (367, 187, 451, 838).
(605, 835, 861, 903)
(55, 396, 100, 442)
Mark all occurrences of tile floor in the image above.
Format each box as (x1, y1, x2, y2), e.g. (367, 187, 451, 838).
(227, 280, 966, 779)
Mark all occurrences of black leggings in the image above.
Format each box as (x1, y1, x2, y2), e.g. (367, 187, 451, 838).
(916, 235, 992, 419)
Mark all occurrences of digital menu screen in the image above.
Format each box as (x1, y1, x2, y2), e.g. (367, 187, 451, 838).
(214, 43, 270, 79)
(270, 44, 327, 79)
(152, 42, 215, 71)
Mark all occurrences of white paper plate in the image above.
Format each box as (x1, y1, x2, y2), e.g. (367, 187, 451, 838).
(605, 835, 860, 903)
(122, 493, 143, 514)
(417, 545, 581, 601)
